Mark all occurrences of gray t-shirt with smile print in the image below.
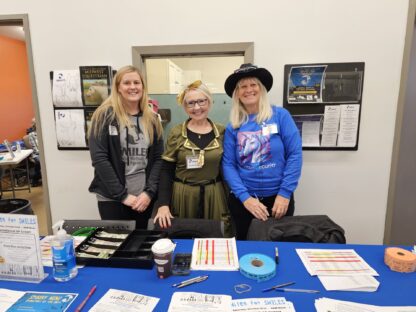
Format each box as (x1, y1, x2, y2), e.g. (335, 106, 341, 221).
(120, 114, 149, 196)
(96, 114, 149, 202)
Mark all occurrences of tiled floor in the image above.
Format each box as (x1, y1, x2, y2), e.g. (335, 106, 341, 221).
(0, 185, 49, 235)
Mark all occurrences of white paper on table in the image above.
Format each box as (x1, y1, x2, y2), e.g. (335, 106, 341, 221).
(191, 238, 239, 271)
(315, 297, 416, 312)
(318, 275, 380, 292)
(301, 121, 321, 147)
(232, 297, 295, 312)
(337, 104, 359, 147)
(321, 105, 340, 147)
(296, 249, 378, 276)
(0, 288, 25, 311)
(168, 292, 232, 312)
(89, 289, 159, 312)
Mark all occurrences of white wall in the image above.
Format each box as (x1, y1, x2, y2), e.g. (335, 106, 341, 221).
(0, 0, 411, 244)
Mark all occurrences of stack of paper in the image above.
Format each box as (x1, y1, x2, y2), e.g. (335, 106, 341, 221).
(296, 249, 379, 292)
(315, 297, 416, 312)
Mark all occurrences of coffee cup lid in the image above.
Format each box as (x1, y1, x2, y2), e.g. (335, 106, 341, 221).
(151, 238, 175, 254)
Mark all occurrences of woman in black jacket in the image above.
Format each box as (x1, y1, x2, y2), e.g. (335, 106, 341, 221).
(88, 65, 163, 229)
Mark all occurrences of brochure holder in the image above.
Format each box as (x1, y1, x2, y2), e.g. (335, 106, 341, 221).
(283, 62, 365, 150)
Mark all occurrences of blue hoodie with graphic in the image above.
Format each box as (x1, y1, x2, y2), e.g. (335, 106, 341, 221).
(222, 106, 302, 203)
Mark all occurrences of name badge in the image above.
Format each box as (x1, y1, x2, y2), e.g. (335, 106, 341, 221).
(186, 155, 202, 169)
(109, 125, 118, 136)
(262, 123, 278, 136)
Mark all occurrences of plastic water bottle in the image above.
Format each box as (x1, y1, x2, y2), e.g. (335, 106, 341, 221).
(51, 228, 78, 282)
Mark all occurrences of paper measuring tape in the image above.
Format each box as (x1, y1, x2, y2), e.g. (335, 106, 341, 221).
(384, 247, 416, 273)
(239, 253, 276, 282)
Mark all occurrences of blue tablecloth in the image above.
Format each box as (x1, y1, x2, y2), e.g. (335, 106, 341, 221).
(1, 240, 415, 311)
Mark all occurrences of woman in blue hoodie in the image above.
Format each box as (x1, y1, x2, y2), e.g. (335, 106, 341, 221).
(222, 64, 302, 240)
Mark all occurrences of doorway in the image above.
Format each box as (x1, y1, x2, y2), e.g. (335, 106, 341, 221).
(132, 42, 253, 136)
(0, 14, 51, 235)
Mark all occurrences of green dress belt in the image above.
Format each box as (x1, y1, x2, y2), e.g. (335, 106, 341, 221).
(173, 176, 222, 218)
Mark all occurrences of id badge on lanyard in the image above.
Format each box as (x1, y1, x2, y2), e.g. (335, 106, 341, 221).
(186, 149, 205, 169)
(262, 123, 278, 136)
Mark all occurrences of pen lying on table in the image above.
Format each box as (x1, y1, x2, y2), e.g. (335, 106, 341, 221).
(274, 288, 319, 293)
(172, 275, 209, 288)
(262, 281, 295, 292)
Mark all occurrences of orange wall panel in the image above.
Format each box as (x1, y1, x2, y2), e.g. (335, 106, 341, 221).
(0, 35, 34, 142)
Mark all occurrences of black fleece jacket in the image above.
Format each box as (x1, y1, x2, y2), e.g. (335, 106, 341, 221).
(88, 112, 163, 202)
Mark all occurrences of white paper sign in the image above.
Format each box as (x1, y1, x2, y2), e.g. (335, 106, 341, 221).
(321, 105, 341, 147)
(337, 104, 359, 147)
(55, 109, 87, 148)
(302, 121, 321, 147)
(232, 297, 295, 311)
(0, 214, 45, 282)
(52, 70, 83, 107)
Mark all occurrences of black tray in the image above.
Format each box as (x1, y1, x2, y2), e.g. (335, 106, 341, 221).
(75, 228, 167, 269)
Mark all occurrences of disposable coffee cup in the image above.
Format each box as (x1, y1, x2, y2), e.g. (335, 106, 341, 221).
(151, 238, 175, 279)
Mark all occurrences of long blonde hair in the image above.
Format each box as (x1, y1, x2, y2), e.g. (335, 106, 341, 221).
(229, 77, 273, 129)
(90, 65, 162, 143)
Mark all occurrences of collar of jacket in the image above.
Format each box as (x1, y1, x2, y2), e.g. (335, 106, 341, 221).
(181, 118, 220, 151)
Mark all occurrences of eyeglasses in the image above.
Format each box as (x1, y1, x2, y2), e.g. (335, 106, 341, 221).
(185, 98, 208, 108)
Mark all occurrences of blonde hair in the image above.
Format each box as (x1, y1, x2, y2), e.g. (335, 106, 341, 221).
(90, 65, 162, 144)
(229, 77, 273, 128)
(177, 80, 213, 107)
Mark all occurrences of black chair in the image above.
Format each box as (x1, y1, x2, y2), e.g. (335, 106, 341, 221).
(60, 219, 136, 234)
(148, 218, 224, 239)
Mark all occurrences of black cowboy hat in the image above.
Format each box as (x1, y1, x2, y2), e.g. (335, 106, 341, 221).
(224, 63, 273, 97)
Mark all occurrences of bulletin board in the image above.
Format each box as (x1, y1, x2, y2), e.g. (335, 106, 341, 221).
(50, 66, 113, 150)
(283, 62, 365, 151)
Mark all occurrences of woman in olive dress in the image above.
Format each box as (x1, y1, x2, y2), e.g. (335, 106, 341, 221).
(153, 80, 231, 236)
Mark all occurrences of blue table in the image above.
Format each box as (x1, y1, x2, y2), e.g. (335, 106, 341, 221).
(1, 240, 415, 311)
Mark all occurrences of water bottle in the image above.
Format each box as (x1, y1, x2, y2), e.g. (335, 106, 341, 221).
(51, 228, 78, 281)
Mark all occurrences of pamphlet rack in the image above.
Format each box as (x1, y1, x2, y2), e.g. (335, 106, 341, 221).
(283, 62, 365, 151)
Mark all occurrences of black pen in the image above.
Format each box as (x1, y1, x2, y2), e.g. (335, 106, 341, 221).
(275, 247, 279, 264)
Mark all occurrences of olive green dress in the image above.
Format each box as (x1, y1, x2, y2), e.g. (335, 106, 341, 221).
(162, 119, 232, 237)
